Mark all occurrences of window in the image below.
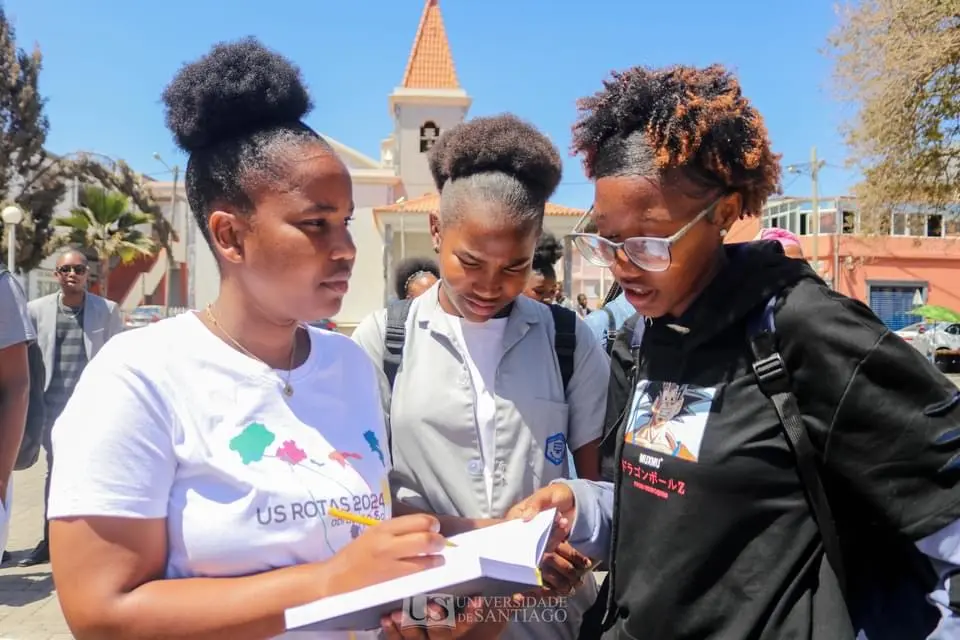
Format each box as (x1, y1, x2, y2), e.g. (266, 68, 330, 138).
(927, 214, 943, 238)
(946, 217, 960, 237)
(841, 210, 857, 234)
(419, 121, 440, 153)
(892, 212, 907, 236)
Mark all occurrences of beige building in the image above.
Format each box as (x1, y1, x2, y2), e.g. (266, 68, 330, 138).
(187, 0, 585, 331)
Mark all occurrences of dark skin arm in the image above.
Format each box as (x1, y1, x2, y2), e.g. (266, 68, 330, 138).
(0, 342, 29, 506)
(51, 513, 446, 640)
(572, 439, 601, 481)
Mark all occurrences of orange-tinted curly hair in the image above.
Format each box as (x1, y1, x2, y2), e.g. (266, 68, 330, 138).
(571, 64, 781, 217)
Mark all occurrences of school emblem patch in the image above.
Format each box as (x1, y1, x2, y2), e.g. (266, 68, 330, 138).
(545, 433, 567, 466)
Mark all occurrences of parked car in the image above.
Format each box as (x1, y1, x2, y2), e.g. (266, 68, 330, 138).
(124, 305, 165, 330)
(895, 321, 960, 373)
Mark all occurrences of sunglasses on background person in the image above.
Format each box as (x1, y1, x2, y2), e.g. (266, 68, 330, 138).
(56, 264, 88, 275)
(566, 198, 722, 273)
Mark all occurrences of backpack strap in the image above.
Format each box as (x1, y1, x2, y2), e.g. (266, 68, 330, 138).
(746, 294, 849, 598)
(601, 306, 618, 355)
(549, 304, 576, 394)
(383, 298, 414, 390)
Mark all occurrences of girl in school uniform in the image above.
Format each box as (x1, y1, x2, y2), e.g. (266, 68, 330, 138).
(353, 114, 608, 640)
(45, 39, 458, 640)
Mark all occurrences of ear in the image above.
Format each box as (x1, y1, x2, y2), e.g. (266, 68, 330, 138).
(208, 209, 247, 265)
(712, 192, 743, 235)
(429, 213, 441, 253)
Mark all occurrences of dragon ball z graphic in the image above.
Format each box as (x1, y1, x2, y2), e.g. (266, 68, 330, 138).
(624, 381, 716, 462)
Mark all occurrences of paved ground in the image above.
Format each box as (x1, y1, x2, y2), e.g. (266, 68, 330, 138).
(0, 459, 68, 640)
(1, 373, 958, 639)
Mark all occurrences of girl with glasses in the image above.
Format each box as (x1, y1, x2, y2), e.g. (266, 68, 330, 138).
(511, 64, 960, 639)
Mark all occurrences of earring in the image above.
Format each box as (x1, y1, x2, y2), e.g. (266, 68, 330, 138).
(719, 229, 728, 238)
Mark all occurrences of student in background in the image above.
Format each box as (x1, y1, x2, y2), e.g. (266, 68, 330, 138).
(393, 256, 439, 301)
(523, 232, 562, 304)
(45, 38, 455, 640)
(20, 248, 123, 567)
(354, 114, 607, 640)
(756, 227, 804, 259)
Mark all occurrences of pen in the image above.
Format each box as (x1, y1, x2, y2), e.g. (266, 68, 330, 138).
(328, 507, 457, 547)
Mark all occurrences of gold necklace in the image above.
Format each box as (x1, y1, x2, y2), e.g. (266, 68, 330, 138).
(205, 306, 298, 397)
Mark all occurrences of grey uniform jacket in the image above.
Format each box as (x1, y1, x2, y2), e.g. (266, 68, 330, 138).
(353, 286, 610, 640)
(28, 292, 122, 391)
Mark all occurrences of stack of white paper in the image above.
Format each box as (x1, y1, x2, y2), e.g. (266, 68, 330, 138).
(284, 508, 557, 632)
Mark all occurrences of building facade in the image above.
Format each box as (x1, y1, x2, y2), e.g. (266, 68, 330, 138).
(19, 166, 189, 316)
(727, 196, 960, 330)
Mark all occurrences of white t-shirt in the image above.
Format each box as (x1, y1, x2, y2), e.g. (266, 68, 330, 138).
(444, 314, 508, 507)
(48, 312, 391, 639)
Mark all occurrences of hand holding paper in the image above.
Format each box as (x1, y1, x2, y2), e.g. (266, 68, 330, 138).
(285, 508, 559, 633)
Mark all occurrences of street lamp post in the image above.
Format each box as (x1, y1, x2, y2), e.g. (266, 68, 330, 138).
(786, 146, 828, 284)
(2, 204, 24, 274)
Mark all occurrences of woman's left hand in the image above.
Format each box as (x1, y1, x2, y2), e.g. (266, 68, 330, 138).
(379, 597, 507, 639)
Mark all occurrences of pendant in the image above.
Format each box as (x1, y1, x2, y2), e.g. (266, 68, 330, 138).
(283, 383, 294, 397)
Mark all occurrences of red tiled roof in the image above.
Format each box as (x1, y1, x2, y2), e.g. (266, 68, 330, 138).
(400, 0, 460, 89)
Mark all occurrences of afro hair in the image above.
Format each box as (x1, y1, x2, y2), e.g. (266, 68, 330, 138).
(571, 64, 781, 216)
(162, 37, 313, 153)
(428, 114, 563, 205)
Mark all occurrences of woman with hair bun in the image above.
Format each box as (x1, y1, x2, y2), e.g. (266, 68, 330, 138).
(523, 232, 563, 304)
(45, 38, 453, 640)
(353, 114, 608, 639)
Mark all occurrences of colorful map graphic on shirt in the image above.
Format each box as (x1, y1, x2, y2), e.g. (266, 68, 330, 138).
(231, 422, 389, 553)
(364, 430, 385, 466)
(229, 422, 276, 464)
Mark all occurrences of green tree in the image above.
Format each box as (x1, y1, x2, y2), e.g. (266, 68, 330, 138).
(827, 0, 960, 233)
(55, 185, 157, 294)
(0, 7, 66, 271)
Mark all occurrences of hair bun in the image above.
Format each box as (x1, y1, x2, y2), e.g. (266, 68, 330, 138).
(162, 37, 313, 153)
(533, 232, 563, 268)
(428, 114, 563, 203)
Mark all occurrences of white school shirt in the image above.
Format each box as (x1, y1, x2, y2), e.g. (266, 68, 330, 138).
(443, 313, 508, 508)
(47, 312, 391, 640)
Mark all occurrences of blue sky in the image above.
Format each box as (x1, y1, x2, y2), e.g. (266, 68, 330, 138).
(7, 0, 857, 210)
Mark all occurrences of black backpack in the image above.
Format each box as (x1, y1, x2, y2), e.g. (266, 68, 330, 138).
(0, 265, 46, 470)
(381, 298, 576, 393)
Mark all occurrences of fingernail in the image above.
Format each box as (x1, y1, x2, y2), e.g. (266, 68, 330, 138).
(430, 519, 441, 533)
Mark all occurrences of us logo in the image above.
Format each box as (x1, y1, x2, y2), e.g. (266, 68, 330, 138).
(544, 433, 567, 466)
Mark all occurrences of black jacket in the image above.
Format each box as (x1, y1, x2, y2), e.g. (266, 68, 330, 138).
(594, 241, 960, 639)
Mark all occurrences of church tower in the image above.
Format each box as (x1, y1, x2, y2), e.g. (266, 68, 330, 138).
(387, 0, 471, 199)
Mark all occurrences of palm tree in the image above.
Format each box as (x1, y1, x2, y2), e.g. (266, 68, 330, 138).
(54, 185, 157, 296)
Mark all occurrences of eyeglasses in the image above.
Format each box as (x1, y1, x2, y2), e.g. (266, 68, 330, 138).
(567, 198, 722, 273)
(56, 264, 88, 275)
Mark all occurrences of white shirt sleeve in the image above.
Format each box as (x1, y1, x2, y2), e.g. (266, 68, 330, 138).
(47, 345, 176, 520)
